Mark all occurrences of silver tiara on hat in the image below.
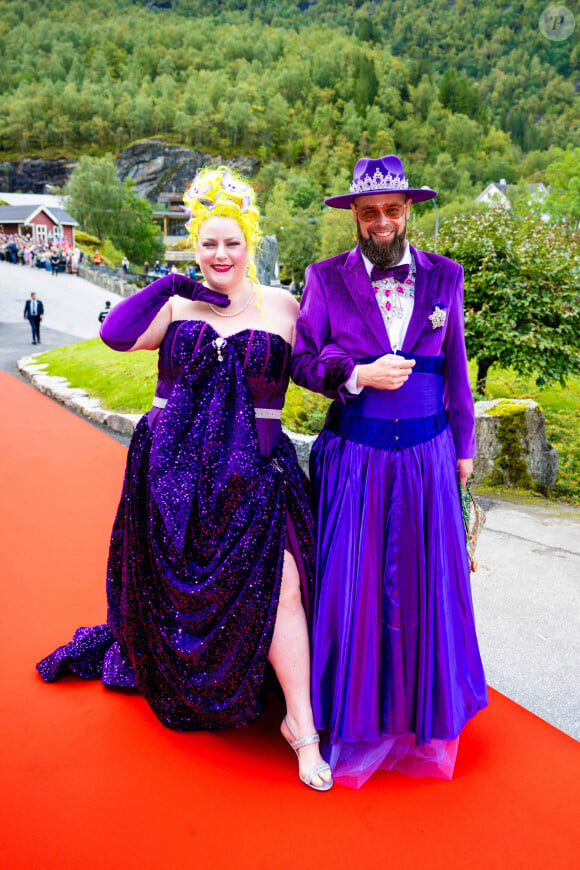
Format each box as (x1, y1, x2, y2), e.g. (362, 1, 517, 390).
(350, 168, 410, 195)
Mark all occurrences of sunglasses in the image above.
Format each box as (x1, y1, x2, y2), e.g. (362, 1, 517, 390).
(355, 203, 407, 222)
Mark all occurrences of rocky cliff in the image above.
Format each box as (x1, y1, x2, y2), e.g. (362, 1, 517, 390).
(116, 140, 260, 200)
(0, 141, 259, 200)
(0, 157, 76, 194)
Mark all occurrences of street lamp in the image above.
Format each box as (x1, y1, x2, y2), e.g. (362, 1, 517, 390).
(422, 186, 438, 252)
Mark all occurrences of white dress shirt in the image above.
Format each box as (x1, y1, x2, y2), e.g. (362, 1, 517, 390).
(345, 243, 414, 394)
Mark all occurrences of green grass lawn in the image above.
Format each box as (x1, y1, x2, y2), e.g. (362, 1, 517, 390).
(36, 339, 158, 414)
(36, 340, 579, 504)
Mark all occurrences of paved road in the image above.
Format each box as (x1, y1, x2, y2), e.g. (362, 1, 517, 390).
(0, 260, 129, 443)
(1, 259, 579, 740)
(0, 260, 123, 341)
(472, 500, 579, 739)
(0, 321, 83, 373)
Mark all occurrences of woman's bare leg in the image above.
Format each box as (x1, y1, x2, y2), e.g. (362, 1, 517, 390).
(268, 550, 331, 786)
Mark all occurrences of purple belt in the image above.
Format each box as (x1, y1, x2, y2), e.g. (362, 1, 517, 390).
(325, 406, 448, 450)
(325, 354, 447, 450)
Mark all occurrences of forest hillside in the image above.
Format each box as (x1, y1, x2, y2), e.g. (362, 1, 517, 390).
(1, 1, 577, 173)
(1, 0, 578, 266)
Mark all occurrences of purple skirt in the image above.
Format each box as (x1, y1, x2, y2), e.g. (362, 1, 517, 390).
(309, 422, 487, 787)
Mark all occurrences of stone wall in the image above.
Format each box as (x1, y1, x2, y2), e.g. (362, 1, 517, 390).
(17, 340, 558, 493)
(78, 264, 140, 297)
(284, 399, 559, 490)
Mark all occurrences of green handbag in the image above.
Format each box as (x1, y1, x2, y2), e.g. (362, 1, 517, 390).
(458, 478, 486, 572)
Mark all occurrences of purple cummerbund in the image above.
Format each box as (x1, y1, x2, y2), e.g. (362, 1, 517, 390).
(326, 354, 447, 451)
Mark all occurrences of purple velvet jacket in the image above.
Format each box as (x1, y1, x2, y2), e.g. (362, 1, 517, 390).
(291, 244, 476, 458)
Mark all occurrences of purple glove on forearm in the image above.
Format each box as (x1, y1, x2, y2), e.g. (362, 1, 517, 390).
(100, 273, 229, 351)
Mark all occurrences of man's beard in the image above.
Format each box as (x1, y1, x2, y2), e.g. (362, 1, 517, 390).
(357, 218, 407, 268)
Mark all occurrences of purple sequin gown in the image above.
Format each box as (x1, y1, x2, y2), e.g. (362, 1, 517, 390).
(37, 321, 315, 731)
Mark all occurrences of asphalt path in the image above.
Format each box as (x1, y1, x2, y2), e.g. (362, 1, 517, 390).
(1, 259, 579, 741)
(0, 259, 123, 352)
(0, 260, 130, 444)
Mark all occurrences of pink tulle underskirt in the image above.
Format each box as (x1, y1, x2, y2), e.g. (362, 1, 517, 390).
(322, 733, 460, 789)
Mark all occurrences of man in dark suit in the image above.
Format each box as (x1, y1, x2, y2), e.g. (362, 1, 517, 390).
(24, 292, 44, 344)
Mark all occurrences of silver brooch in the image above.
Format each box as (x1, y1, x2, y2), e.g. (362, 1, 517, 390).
(212, 336, 227, 362)
(428, 306, 446, 330)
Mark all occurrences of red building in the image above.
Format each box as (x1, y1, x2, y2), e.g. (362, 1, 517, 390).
(0, 204, 78, 246)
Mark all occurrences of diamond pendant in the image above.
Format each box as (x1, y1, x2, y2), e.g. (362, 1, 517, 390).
(212, 336, 227, 362)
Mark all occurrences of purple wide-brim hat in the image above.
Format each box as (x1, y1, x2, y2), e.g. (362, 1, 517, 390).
(325, 155, 437, 208)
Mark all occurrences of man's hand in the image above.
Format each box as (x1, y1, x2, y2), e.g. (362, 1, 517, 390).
(457, 458, 473, 487)
(357, 354, 415, 390)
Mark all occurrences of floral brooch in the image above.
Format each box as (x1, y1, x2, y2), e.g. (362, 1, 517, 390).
(428, 304, 446, 330)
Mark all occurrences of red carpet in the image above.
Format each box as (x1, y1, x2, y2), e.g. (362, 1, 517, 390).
(1, 370, 578, 870)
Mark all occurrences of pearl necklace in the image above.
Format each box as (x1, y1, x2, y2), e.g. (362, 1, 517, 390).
(208, 283, 257, 318)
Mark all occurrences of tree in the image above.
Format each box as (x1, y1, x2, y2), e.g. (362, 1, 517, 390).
(355, 16, 382, 44)
(410, 198, 486, 240)
(277, 212, 321, 283)
(427, 152, 474, 203)
(353, 53, 378, 112)
(412, 75, 438, 120)
(438, 69, 487, 124)
(432, 209, 580, 392)
(320, 208, 356, 260)
(263, 180, 320, 282)
(222, 99, 252, 149)
(445, 114, 482, 159)
(65, 154, 124, 242)
(340, 101, 362, 142)
(544, 147, 580, 228)
(116, 179, 166, 265)
(65, 154, 165, 264)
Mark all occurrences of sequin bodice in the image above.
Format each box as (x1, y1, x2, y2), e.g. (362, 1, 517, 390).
(158, 320, 291, 410)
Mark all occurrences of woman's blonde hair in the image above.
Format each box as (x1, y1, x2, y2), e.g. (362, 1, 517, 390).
(183, 166, 261, 283)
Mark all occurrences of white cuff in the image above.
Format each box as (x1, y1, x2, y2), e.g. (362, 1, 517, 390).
(345, 365, 363, 395)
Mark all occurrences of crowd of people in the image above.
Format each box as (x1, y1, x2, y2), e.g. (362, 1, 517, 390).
(144, 259, 188, 278)
(0, 231, 197, 283)
(0, 232, 82, 274)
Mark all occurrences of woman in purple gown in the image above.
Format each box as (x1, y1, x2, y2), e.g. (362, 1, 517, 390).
(37, 168, 332, 791)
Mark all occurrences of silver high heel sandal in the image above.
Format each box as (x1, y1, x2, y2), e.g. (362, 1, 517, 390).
(281, 717, 333, 792)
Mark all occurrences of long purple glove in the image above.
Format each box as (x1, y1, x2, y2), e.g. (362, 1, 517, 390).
(100, 273, 230, 351)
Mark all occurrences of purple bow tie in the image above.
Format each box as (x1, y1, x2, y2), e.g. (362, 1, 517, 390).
(370, 264, 409, 283)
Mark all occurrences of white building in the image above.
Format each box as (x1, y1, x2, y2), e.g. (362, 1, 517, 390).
(476, 179, 548, 211)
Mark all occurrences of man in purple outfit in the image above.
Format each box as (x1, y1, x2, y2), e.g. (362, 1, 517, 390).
(291, 155, 487, 788)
